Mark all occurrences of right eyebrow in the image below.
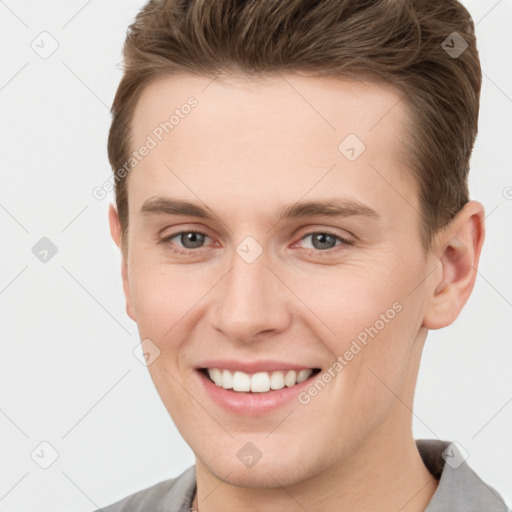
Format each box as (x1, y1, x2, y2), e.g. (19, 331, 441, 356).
(140, 196, 216, 220)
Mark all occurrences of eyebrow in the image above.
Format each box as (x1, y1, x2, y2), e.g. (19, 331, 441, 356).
(140, 196, 380, 222)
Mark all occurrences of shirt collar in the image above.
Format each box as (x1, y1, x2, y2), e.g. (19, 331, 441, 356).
(417, 438, 509, 511)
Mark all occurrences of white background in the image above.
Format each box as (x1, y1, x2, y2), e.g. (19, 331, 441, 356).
(0, 1, 511, 510)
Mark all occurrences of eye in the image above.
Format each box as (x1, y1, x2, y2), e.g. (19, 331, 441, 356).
(295, 230, 352, 253)
(159, 229, 352, 256)
(160, 230, 212, 255)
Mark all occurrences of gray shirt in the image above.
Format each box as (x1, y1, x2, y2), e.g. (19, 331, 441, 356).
(93, 439, 510, 512)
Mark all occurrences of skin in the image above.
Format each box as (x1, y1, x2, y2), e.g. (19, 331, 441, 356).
(108, 72, 485, 512)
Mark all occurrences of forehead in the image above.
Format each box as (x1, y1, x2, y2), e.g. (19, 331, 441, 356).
(127, 72, 416, 222)
(131, 72, 409, 146)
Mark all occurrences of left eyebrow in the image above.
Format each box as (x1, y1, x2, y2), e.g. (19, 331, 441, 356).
(277, 199, 380, 222)
(139, 196, 380, 222)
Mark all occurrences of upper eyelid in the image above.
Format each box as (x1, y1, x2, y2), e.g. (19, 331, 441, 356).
(160, 222, 353, 239)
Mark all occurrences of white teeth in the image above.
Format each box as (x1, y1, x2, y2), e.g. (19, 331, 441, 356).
(206, 368, 314, 393)
(296, 369, 312, 383)
(269, 371, 285, 390)
(284, 370, 297, 387)
(211, 368, 222, 386)
(221, 369, 233, 389)
(232, 371, 251, 391)
(251, 372, 271, 392)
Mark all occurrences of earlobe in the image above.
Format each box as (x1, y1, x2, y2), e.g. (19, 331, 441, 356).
(423, 201, 485, 330)
(108, 203, 136, 322)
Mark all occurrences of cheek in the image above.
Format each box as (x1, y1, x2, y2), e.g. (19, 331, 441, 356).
(291, 264, 418, 396)
(128, 261, 200, 336)
(289, 264, 408, 343)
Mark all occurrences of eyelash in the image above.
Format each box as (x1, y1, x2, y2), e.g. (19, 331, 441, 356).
(159, 229, 353, 256)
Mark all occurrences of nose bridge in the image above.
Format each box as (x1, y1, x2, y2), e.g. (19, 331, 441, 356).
(211, 241, 289, 341)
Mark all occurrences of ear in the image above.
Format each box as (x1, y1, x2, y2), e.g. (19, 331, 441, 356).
(422, 200, 485, 330)
(108, 203, 136, 322)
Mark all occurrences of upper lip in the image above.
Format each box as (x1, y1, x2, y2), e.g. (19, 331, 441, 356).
(196, 359, 320, 374)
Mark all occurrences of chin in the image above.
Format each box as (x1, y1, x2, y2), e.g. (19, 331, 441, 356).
(197, 445, 322, 489)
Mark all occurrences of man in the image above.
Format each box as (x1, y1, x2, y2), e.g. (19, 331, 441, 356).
(96, 0, 510, 510)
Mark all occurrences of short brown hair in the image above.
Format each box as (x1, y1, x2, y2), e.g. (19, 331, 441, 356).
(108, 0, 481, 255)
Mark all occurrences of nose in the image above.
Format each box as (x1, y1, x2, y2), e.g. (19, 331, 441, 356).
(208, 248, 291, 344)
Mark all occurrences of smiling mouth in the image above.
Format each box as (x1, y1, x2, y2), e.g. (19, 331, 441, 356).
(199, 368, 322, 393)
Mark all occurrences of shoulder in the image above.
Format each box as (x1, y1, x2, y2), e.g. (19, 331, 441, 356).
(89, 465, 196, 512)
(416, 439, 511, 512)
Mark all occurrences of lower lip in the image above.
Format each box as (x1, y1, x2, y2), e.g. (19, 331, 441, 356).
(196, 369, 321, 416)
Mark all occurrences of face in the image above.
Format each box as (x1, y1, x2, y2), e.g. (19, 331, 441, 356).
(112, 72, 438, 488)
